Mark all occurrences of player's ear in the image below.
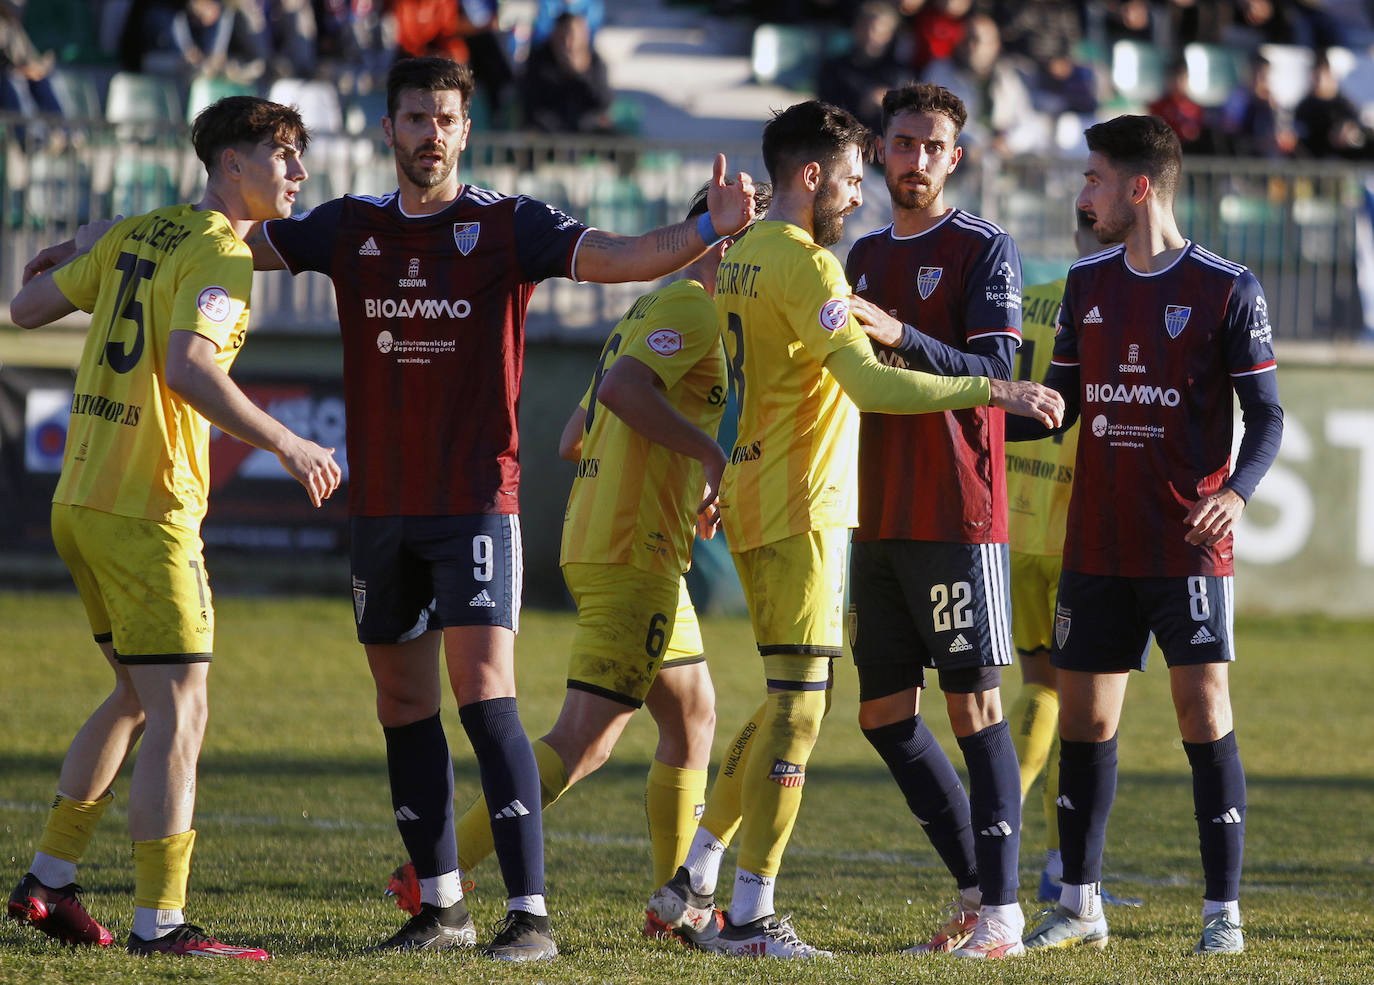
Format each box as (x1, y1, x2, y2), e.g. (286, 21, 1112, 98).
(1132, 173, 1151, 205)
(875, 136, 886, 165)
(220, 146, 240, 179)
(948, 144, 963, 173)
(381, 115, 395, 148)
(801, 161, 822, 191)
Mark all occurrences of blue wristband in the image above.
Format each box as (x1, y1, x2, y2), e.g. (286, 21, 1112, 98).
(696, 211, 722, 247)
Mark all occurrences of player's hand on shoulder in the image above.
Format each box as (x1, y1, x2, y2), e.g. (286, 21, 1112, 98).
(277, 435, 343, 508)
(848, 295, 903, 347)
(75, 215, 122, 254)
(1184, 487, 1245, 546)
(706, 154, 756, 237)
(988, 378, 1064, 429)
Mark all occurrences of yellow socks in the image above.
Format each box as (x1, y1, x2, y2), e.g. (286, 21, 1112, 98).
(644, 760, 707, 887)
(132, 829, 195, 911)
(36, 790, 114, 864)
(699, 701, 764, 846)
(1009, 683, 1060, 802)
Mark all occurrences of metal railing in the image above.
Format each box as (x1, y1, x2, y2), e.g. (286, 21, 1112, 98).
(2, 112, 1368, 341)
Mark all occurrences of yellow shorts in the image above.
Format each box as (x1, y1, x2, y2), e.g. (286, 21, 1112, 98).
(51, 503, 213, 663)
(1010, 550, 1061, 655)
(562, 563, 703, 708)
(732, 528, 848, 657)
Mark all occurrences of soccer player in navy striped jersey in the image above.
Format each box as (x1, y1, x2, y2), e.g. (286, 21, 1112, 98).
(241, 57, 756, 961)
(1015, 115, 1282, 956)
(843, 82, 1027, 960)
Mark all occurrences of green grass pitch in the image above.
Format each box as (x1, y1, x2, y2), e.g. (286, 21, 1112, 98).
(1, 591, 1371, 984)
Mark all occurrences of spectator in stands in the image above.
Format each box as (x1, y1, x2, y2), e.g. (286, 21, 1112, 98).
(1222, 52, 1295, 157)
(519, 10, 614, 134)
(906, 0, 972, 73)
(263, 0, 318, 80)
(532, 0, 602, 42)
(1101, 0, 1158, 44)
(161, 0, 268, 84)
(816, 1, 908, 132)
(923, 12, 1047, 156)
(389, 0, 513, 123)
(1029, 36, 1098, 118)
(0, 0, 65, 129)
(118, 0, 182, 73)
(994, 0, 1082, 67)
(1294, 49, 1374, 159)
(1149, 57, 1216, 154)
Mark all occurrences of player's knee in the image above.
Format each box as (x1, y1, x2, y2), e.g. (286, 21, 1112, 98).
(769, 688, 827, 748)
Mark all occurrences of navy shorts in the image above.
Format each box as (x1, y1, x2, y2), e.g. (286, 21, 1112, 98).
(1051, 570, 1235, 672)
(349, 514, 522, 645)
(849, 539, 1013, 700)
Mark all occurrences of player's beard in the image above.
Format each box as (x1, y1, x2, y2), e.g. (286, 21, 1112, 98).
(886, 168, 941, 212)
(1089, 202, 1135, 245)
(812, 185, 848, 247)
(395, 139, 457, 189)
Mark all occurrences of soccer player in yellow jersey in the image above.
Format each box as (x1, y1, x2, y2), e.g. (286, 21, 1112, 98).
(6, 97, 341, 959)
(647, 100, 1063, 958)
(1006, 209, 1141, 910)
(439, 184, 769, 942)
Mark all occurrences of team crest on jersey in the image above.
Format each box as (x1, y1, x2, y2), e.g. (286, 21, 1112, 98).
(917, 266, 942, 300)
(1054, 603, 1071, 648)
(767, 758, 806, 787)
(1164, 304, 1192, 338)
(819, 297, 849, 332)
(646, 328, 683, 356)
(453, 222, 480, 255)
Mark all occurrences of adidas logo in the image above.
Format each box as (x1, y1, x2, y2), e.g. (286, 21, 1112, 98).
(1083, 305, 1103, 324)
(1211, 807, 1242, 825)
(395, 806, 420, 821)
(359, 236, 381, 256)
(1056, 794, 1076, 810)
(493, 799, 530, 820)
(948, 633, 973, 653)
(469, 589, 496, 608)
(1191, 626, 1218, 644)
(855, 273, 868, 292)
(979, 820, 1013, 837)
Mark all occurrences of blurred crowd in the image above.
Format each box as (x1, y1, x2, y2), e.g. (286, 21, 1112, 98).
(6, 0, 1374, 159)
(1, 0, 616, 135)
(809, 0, 1374, 161)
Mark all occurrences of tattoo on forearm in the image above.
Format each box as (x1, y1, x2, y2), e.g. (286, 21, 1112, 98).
(653, 222, 692, 254)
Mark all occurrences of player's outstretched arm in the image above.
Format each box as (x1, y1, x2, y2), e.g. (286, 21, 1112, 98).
(596, 355, 727, 514)
(574, 154, 754, 284)
(825, 333, 990, 414)
(165, 331, 342, 506)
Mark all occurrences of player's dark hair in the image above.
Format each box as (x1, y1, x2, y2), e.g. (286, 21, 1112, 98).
(1083, 114, 1182, 204)
(880, 82, 968, 138)
(386, 56, 476, 120)
(192, 96, 309, 175)
(761, 100, 873, 186)
(685, 180, 773, 221)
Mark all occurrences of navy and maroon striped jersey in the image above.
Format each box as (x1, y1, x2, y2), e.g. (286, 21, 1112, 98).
(845, 209, 1023, 543)
(1051, 241, 1278, 577)
(265, 187, 588, 516)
